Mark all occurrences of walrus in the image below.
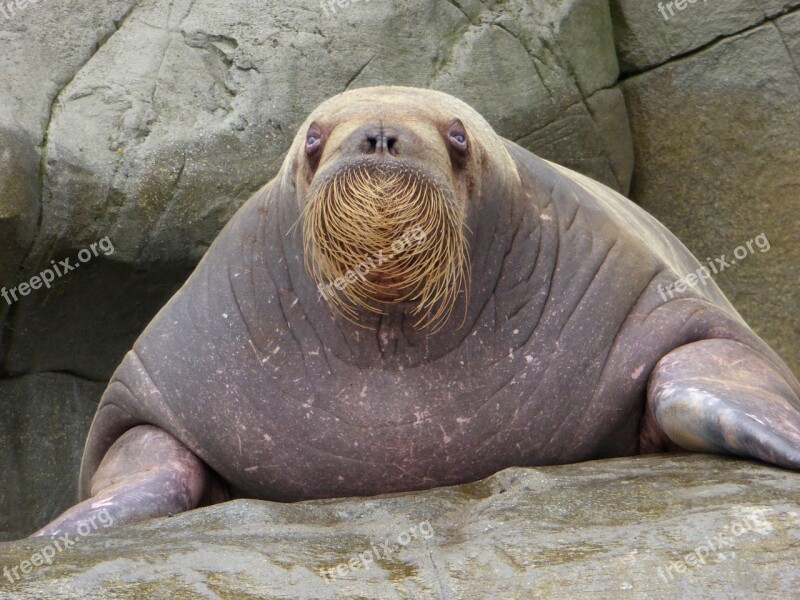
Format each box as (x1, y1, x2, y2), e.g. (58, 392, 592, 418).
(31, 86, 800, 537)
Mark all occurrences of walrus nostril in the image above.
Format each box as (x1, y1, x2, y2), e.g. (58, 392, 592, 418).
(362, 127, 399, 155)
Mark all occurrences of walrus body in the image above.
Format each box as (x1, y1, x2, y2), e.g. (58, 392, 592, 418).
(33, 87, 800, 536)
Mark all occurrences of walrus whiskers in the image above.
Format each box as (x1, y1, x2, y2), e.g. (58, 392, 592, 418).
(301, 164, 470, 332)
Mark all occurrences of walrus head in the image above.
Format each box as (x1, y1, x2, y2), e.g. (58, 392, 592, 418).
(287, 87, 517, 333)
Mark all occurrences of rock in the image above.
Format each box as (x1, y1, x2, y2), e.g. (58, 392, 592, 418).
(0, 455, 797, 598)
(517, 87, 633, 195)
(621, 15, 800, 375)
(3, 261, 194, 381)
(0, 0, 140, 366)
(610, 0, 800, 74)
(434, 0, 632, 192)
(31, 0, 627, 267)
(0, 374, 104, 542)
(0, 127, 39, 300)
(0, 0, 138, 140)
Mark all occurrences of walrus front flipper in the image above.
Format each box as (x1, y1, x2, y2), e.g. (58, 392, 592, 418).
(646, 339, 800, 470)
(30, 425, 224, 537)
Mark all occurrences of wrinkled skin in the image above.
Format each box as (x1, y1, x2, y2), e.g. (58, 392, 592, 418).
(31, 87, 800, 538)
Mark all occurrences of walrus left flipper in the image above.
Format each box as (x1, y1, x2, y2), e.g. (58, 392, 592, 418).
(646, 339, 800, 470)
(29, 425, 223, 537)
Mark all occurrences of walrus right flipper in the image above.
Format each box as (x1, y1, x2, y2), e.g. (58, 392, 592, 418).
(646, 339, 800, 470)
(30, 425, 223, 537)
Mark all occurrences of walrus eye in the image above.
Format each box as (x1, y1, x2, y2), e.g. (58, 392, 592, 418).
(447, 120, 469, 158)
(305, 123, 324, 157)
(306, 134, 322, 154)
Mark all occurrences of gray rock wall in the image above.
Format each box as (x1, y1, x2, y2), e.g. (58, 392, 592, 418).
(620, 15, 800, 379)
(610, 0, 800, 74)
(612, 2, 800, 374)
(0, 374, 103, 541)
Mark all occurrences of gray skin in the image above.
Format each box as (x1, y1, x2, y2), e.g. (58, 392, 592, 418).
(31, 87, 800, 537)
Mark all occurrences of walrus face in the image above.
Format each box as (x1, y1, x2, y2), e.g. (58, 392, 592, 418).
(292, 89, 489, 332)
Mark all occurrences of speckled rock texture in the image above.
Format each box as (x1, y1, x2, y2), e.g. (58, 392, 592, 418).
(0, 455, 798, 599)
(610, 0, 800, 74)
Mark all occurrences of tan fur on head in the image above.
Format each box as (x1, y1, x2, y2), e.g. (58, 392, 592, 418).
(286, 87, 520, 332)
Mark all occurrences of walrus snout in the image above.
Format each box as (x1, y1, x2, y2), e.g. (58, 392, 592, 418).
(360, 124, 400, 156)
(343, 123, 423, 160)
